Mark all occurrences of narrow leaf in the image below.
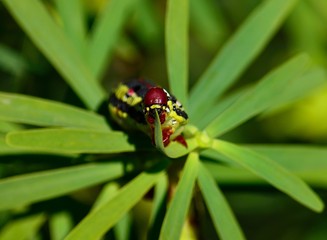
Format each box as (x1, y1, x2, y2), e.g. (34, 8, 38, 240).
(0, 214, 46, 240)
(49, 212, 74, 240)
(165, 0, 188, 104)
(54, 0, 87, 57)
(0, 92, 109, 130)
(247, 145, 327, 172)
(196, 67, 326, 128)
(262, 68, 326, 116)
(0, 162, 125, 211)
(203, 145, 327, 186)
(0, 134, 32, 155)
(133, 0, 162, 46)
(0, 121, 22, 133)
(159, 152, 199, 240)
(203, 162, 261, 185)
(190, 0, 228, 50)
(189, 0, 298, 117)
(148, 173, 168, 240)
(6, 129, 144, 154)
(212, 139, 324, 212)
(195, 85, 249, 129)
(0, 43, 28, 76)
(198, 162, 245, 240)
(65, 161, 168, 240)
(205, 54, 311, 137)
(91, 183, 132, 240)
(88, 0, 138, 79)
(2, 0, 106, 109)
(203, 161, 327, 189)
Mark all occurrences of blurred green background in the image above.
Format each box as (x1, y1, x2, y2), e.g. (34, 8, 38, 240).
(1, 0, 327, 239)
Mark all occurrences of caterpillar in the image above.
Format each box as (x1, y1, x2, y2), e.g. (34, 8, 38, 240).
(108, 79, 188, 147)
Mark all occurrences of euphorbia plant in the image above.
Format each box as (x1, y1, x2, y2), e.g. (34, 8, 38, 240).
(0, 0, 326, 239)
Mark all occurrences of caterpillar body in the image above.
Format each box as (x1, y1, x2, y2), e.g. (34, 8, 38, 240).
(108, 79, 188, 147)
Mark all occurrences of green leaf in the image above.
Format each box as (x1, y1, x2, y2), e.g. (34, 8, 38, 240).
(212, 139, 324, 212)
(203, 162, 261, 185)
(203, 145, 327, 187)
(0, 162, 125, 211)
(0, 134, 29, 155)
(190, 0, 228, 50)
(2, 0, 106, 110)
(189, 0, 298, 118)
(195, 85, 249, 129)
(0, 121, 22, 133)
(148, 173, 168, 240)
(198, 162, 245, 240)
(159, 152, 199, 240)
(49, 212, 74, 240)
(0, 43, 28, 77)
(204, 161, 327, 189)
(132, 0, 162, 47)
(165, 0, 188, 104)
(0, 214, 46, 240)
(91, 183, 132, 240)
(196, 67, 326, 129)
(88, 0, 138, 79)
(54, 0, 87, 57)
(261, 68, 326, 117)
(246, 145, 327, 172)
(205, 53, 311, 137)
(6, 129, 144, 154)
(0, 92, 110, 130)
(65, 161, 168, 240)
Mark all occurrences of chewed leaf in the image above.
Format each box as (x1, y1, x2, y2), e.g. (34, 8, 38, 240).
(154, 110, 166, 151)
(154, 110, 197, 158)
